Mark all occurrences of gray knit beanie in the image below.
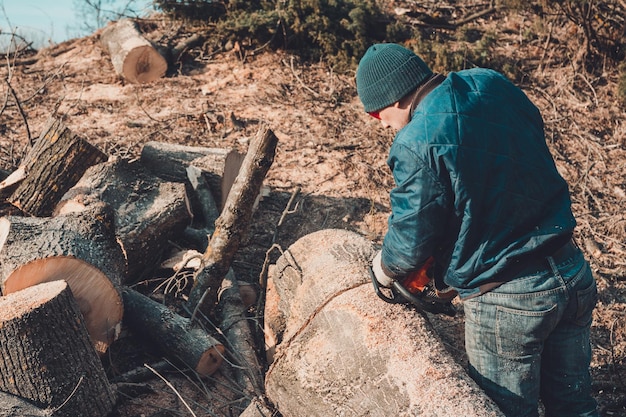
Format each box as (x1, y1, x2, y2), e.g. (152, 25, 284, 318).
(356, 43, 433, 113)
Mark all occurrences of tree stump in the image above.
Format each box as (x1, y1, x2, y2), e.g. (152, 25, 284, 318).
(121, 287, 225, 376)
(0, 280, 116, 417)
(264, 229, 505, 417)
(54, 158, 191, 282)
(100, 18, 167, 83)
(2, 117, 107, 217)
(0, 203, 125, 354)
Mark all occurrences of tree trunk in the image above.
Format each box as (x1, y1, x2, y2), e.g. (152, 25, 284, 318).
(121, 287, 225, 377)
(3, 117, 107, 217)
(100, 18, 167, 83)
(140, 141, 244, 210)
(0, 280, 116, 417)
(264, 229, 505, 417)
(0, 203, 125, 354)
(54, 158, 191, 283)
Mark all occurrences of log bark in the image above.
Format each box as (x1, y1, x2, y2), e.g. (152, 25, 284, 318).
(54, 158, 191, 283)
(216, 270, 263, 407)
(2, 117, 107, 216)
(0, 203, 125, 354)
(186, 126, 278, 317)
(264, 229, 505, 417)
(100, 18, 167, 83)
(140, 141, 244, 210)
(121, 287, 225, 376)
(0, 280, 116, 417)
(0, 391, 50, 417)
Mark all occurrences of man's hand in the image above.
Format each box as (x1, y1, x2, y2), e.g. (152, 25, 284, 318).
(371, 250, 394, 287)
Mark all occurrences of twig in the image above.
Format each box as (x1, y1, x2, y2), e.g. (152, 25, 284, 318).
(285, 56, 320, 98)
(50, 376, 84, 413)
(145, 363, 198, 417)
(5, 79, 32, 145)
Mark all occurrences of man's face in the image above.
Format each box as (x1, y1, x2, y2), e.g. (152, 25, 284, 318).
(371, 103, 411, 131)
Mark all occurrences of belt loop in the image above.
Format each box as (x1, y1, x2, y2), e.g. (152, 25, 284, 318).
(546, 255, 565, 285)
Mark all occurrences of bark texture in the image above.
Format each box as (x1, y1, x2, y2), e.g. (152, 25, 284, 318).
(54, 158, 190, 282)
(121, 287, 225, 376)
(0, 280, 116, 417)
(264, 229, 505, 417)
(5, 117, 107, 216)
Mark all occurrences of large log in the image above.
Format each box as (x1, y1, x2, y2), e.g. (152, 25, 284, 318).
(186, 126, 278, 316)
(121, 287, 225, 377)
(100, 18, 167, 83)
(0, 280, 116, 417)
(1, 117, 108, 216)
(54, 158, 191, 282)
(0, 203, 125, 354)
(264, 229, 505, 417)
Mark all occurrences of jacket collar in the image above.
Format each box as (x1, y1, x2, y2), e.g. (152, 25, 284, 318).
(409, 73, 446, 118)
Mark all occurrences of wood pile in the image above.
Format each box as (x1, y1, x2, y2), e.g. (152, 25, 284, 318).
(0, 116, 278, 416)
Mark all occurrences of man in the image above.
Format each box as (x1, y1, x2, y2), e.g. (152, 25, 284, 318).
(358, 43, 599, 417)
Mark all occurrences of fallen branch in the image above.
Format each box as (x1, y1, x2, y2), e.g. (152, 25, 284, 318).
(217, 270, 263, 408)
(186, 125, 278, 319)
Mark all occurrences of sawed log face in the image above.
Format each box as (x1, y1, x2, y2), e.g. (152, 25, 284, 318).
(0, 203, 125, 354)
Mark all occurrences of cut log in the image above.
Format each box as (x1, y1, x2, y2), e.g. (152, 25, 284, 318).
(121, 287, 225, 376)
(2, 117, 108, 216)
(0, 203, 125, 354)
(216, 270, 263, 407)
(140, 141, 244, 210)
(100, 18, 167, 83)
(264, 229, 505, 417)
(0, 280, 116, 417)
(186, 126, 278, 316)
(54, 158, 191, 282)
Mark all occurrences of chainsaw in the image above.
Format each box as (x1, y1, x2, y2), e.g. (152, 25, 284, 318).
(369, 258, 457, 317)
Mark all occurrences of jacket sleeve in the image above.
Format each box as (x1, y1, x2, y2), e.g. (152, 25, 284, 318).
(381, 142, 450, 279)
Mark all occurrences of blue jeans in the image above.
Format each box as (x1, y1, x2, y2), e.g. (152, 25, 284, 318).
(463, 248, 599, 417)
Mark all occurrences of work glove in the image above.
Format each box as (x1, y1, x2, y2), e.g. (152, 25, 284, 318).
(371, 250, 394, 287)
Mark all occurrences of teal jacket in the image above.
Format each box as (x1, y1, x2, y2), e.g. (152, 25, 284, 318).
(380, 68, 575, 299)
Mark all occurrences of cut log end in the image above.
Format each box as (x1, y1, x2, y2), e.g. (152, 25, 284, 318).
(3, 256, 123, 354)
(0, 280, 67, 321)
(196, 344, 226, 376)
(125, 45, 167, 83)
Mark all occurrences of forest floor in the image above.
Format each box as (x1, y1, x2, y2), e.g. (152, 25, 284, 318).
(0, 3, 624, 416)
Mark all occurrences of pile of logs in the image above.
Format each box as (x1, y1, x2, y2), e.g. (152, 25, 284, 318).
(0, 116, 278, 416)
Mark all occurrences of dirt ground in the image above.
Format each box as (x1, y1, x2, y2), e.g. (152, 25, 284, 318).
(0, 4, 624, 417)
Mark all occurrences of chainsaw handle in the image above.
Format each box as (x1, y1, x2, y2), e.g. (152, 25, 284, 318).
(392, 281, 457, 317)
(369, 267, 402, 304)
